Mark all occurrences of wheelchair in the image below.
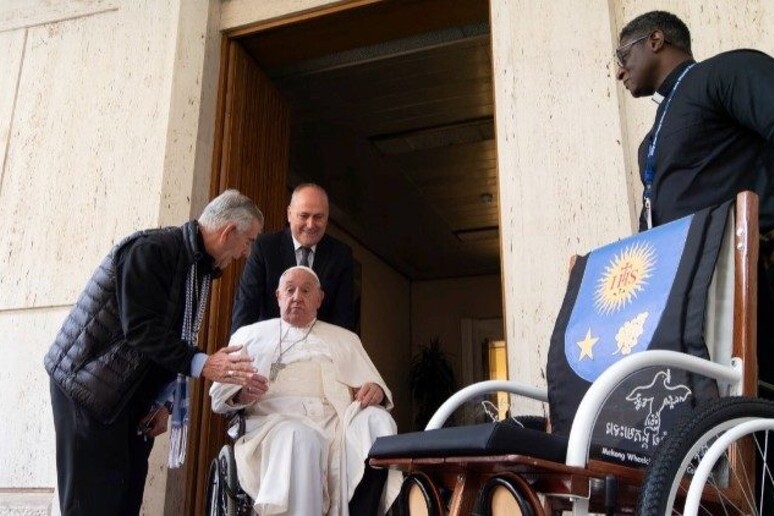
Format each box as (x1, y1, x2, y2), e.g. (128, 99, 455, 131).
(369, 192, 774, 515)
(205, 413, 253, 516)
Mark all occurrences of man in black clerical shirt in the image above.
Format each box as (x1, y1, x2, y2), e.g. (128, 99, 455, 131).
(615, 10, 774, 231)
(615, 10, 774, 388)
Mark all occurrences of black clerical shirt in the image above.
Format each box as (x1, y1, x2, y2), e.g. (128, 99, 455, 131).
(637, 50, 774, 231)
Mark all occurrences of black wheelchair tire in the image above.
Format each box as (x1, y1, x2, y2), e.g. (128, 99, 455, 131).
(205, 456, 221, 516)
(478, 474, 536, 516)
(205, 445, 240, 516)
(399, 473, 443, 516)
(219, 445, 239, 516)
(637, 396, 774, 515)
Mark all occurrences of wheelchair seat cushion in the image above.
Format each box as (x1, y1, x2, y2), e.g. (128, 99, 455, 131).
(369, 420, 568, 463)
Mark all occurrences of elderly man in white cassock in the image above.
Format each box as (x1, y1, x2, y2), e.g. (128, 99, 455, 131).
(210, 265, 400, 515)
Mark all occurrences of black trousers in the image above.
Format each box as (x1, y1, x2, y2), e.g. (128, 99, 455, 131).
(349, 464, 389, 515)
(50, 379, 154, 516)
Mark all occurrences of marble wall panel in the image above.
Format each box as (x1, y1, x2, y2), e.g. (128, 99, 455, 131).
(0, 0, 118, 34)
(491, 0, 632, 412)
(158, 1, 220, 228)
(0, 1, 189, 513)
(0, 1, 179, 311)
(0, 30, 25, 191)
(0, 308, 69, 488)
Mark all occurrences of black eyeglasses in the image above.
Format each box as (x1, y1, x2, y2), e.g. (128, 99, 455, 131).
(614, 34, 649, 68)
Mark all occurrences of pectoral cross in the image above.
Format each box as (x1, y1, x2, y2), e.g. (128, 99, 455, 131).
(269, 361, 286, 381)
(270, 319, 316, 381)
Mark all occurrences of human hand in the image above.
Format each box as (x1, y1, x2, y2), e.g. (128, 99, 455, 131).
(137, 403, 170, 438)
(202, 345, 257, 385)
(354, 382, 384, 408)
(234, 374, 269, 405)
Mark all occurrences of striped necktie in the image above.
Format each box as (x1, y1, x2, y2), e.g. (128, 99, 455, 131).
(299, 246, 311, 267)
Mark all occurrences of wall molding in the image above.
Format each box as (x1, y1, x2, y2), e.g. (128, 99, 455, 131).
(0, 0, 118, 34)
(0, 488, 53, 516)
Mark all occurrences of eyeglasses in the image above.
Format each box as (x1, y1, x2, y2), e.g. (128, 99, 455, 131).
(614, 34, 649, 68)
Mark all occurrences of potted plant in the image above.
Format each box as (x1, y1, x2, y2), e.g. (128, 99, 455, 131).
(409, 336, 458, 430)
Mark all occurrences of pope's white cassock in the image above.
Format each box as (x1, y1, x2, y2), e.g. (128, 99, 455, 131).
(210, 318, 401, 515)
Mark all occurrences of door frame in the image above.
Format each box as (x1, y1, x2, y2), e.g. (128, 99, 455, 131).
(184, 3, 380, 515)
(184, 1, 500, 513)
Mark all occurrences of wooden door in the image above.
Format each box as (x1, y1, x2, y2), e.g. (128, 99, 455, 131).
(184, 36, 290, 516)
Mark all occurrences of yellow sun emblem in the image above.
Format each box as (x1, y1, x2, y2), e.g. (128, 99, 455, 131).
(595, 242, 656, 315)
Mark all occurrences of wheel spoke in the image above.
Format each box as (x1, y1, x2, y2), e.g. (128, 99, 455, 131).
(709, 474, 739, 515)
(728, 436, 757, 513)
(752, 430, 774, 516)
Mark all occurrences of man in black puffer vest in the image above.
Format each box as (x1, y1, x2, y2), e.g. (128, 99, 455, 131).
(45, 189, 269, 516)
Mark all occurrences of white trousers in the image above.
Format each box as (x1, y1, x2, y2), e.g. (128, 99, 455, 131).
(233, 360, 398, 515)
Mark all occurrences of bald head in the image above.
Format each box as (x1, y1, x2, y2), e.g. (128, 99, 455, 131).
(287, 184, 329, 247)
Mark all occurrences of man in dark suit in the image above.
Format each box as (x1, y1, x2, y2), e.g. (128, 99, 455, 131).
(231, 183, 356, 334)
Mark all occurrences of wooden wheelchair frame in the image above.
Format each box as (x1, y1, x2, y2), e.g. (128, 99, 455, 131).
(370, 192, 760, 515)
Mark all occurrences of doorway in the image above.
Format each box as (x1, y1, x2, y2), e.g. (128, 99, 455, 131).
(188, 1, 502, 513)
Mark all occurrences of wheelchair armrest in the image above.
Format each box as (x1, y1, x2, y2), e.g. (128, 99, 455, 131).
(565, 349, 743, 468)
(425, 380, 548, 430)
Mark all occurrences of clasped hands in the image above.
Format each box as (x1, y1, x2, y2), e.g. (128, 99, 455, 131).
(203, 346, 384, 407)
(202, 345, 268, 401)
(235, 380, 384, 407)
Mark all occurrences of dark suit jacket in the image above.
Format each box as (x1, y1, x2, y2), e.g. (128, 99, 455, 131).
(231, 228, 356, 334)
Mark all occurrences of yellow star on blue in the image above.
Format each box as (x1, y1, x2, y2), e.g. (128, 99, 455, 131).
(577, 329, 599, 361)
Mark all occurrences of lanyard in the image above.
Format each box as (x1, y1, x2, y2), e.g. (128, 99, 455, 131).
(643, 63, 696, 229)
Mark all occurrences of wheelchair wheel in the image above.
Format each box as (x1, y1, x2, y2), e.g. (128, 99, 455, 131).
(478, 474, 540, 516)
(205, 445, 240, 516)
(205, 457, 219, 515)
(637, 397, 774, 515)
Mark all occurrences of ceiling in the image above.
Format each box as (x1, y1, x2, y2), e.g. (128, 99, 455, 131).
(239, 0, 499, 281)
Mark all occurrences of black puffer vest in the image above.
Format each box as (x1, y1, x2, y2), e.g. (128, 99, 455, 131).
(44, 222, 201, 423)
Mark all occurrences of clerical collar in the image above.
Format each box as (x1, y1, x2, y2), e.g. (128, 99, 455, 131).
(282, 318, 317, 334)
(653, 59, 696, 104)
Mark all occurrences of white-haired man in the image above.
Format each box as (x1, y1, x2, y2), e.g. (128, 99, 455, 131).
(211, 266, 400, 515)
(46, 189, 268, 515)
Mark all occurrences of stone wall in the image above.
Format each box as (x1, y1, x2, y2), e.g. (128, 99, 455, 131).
(0, 1, 217, 513)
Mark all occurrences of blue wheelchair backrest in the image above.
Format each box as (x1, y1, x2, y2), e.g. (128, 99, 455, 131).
(546, 199, 733, 466)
